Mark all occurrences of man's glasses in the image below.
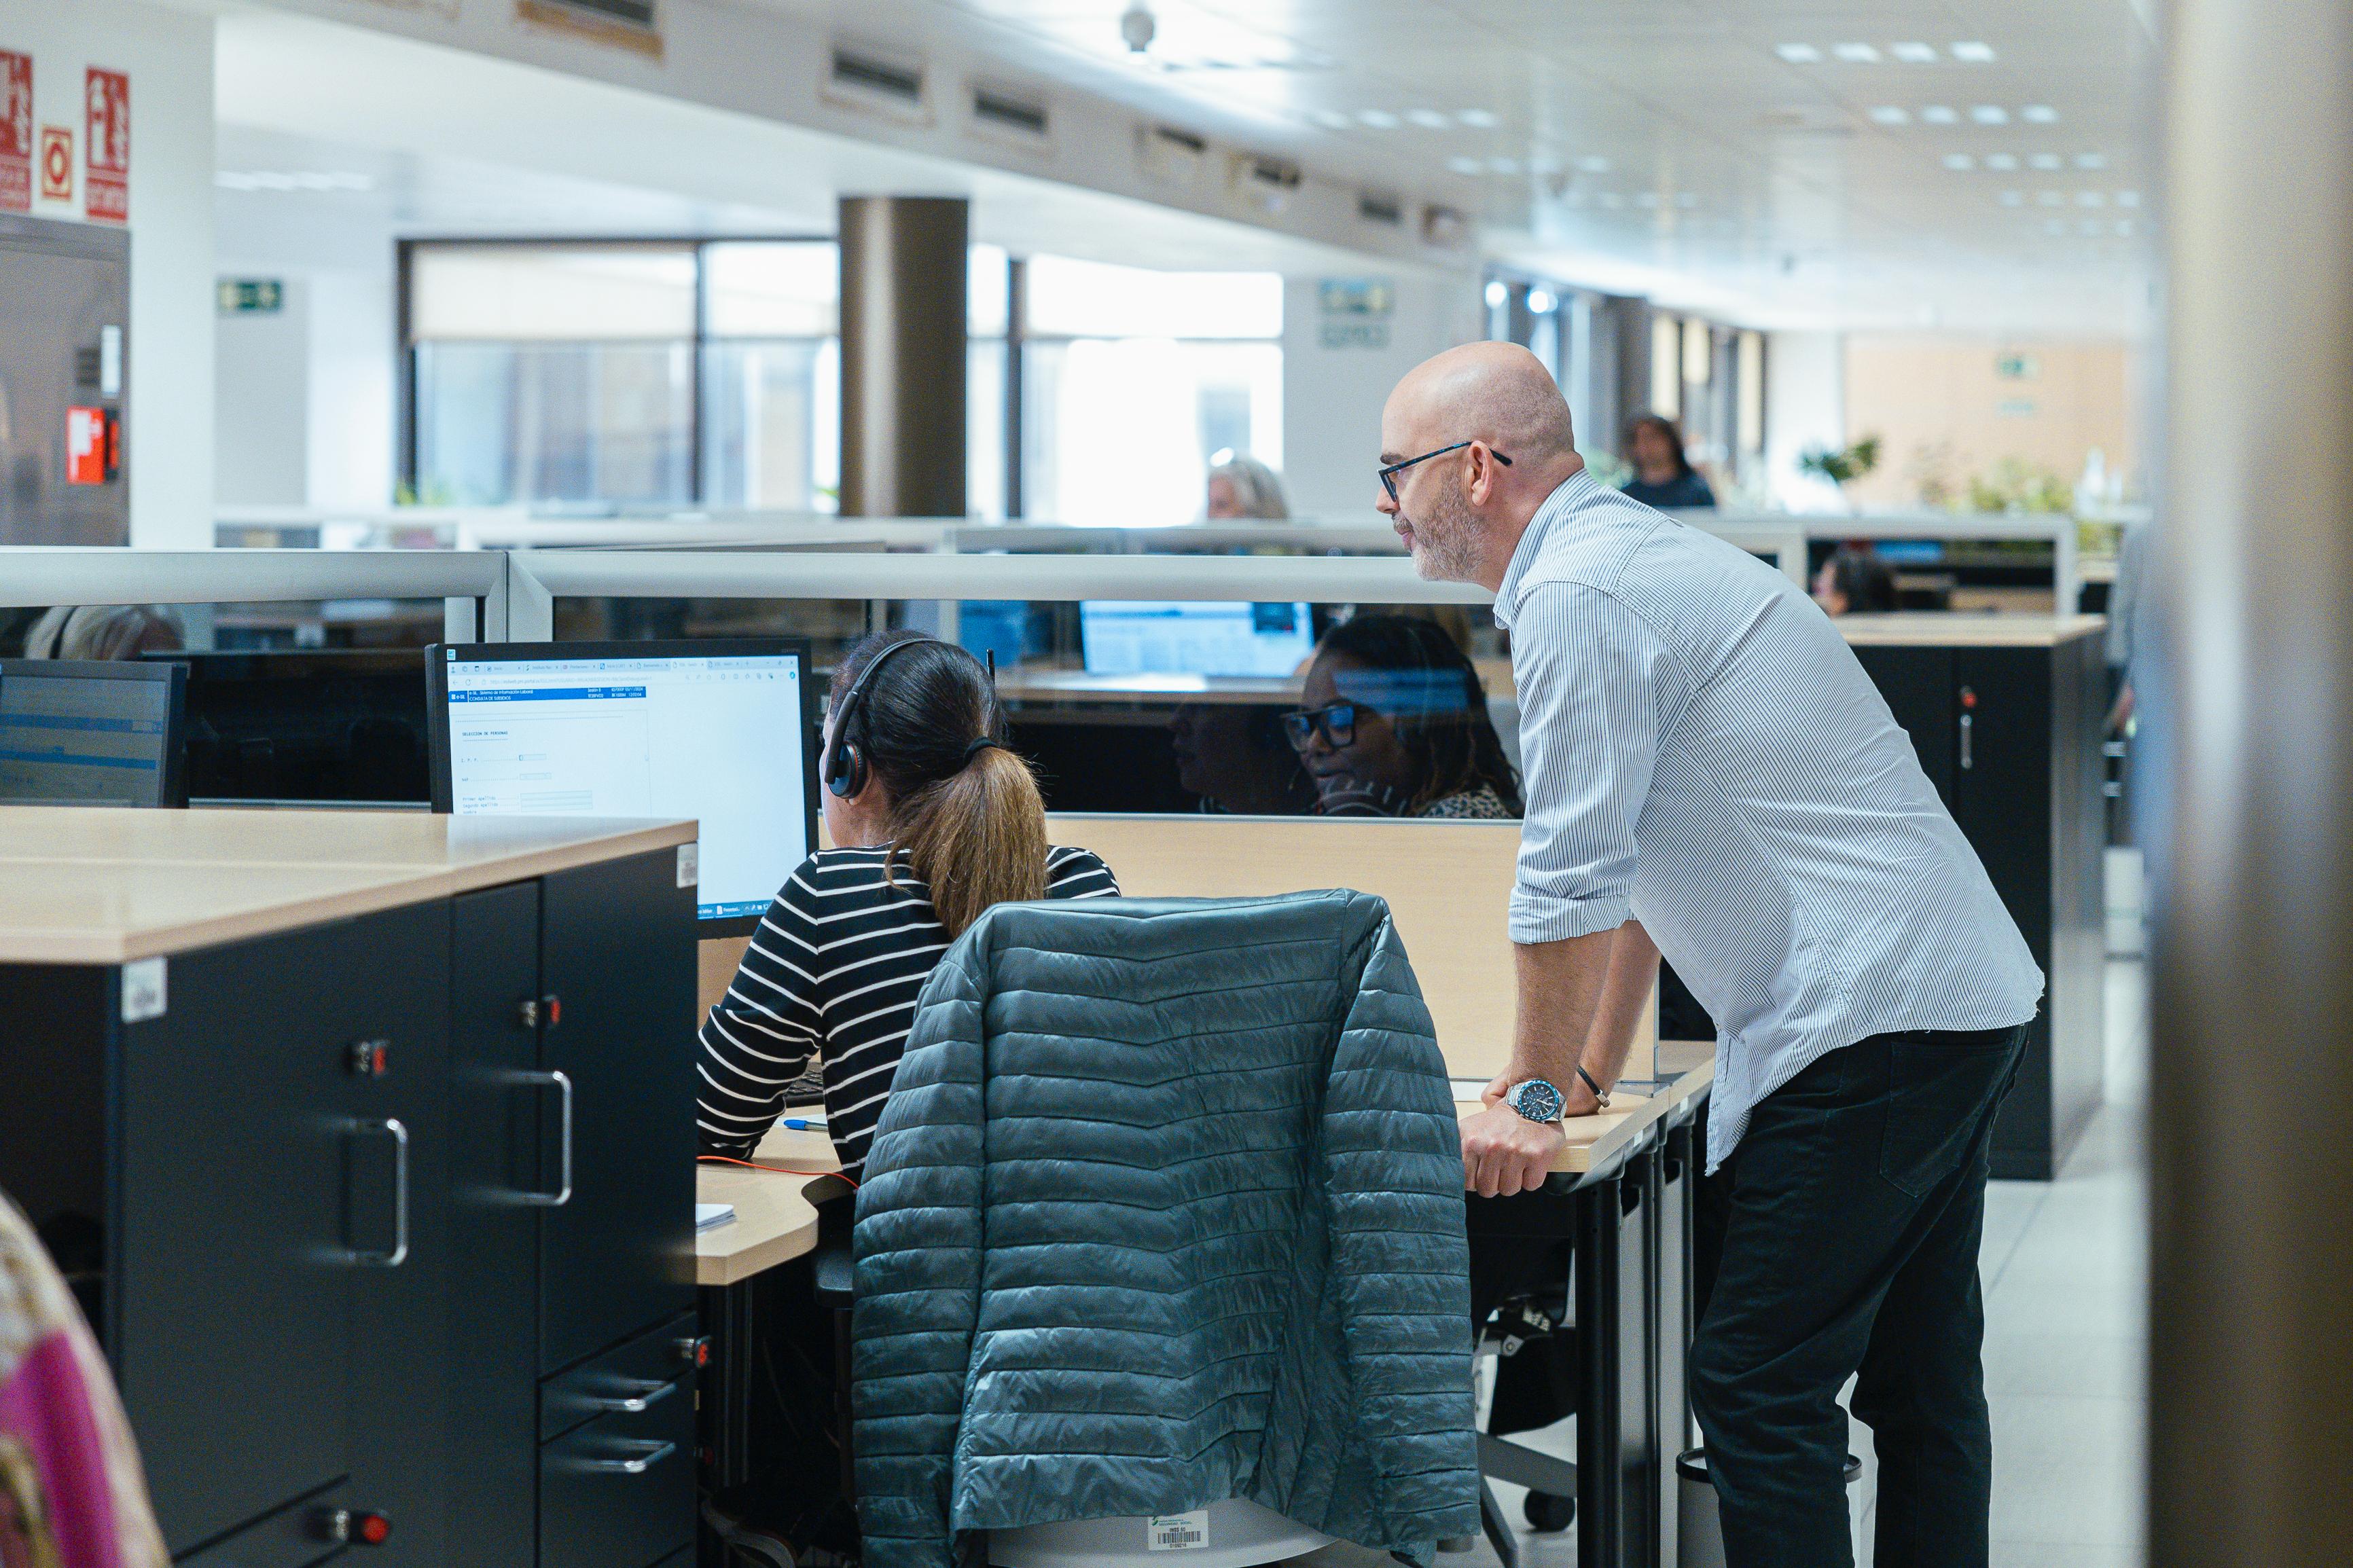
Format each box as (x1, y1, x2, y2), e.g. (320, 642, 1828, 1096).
(1282, 702, 1358, 752)
(1378, 441, 1512, 503)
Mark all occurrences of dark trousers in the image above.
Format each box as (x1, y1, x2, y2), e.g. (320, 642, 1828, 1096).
(1689, 1024, 2026, 1568)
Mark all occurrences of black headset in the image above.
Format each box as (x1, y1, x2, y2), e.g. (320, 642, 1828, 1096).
(823, 635, 938, 800)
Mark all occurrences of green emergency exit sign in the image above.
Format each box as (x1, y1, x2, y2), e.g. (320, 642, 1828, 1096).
(217, 278, 284, 314)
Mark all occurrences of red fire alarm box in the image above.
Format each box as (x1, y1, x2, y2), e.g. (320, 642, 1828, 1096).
(67, 405, 113, 485)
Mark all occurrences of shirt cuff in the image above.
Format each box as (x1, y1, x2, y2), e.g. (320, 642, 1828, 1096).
(1509, 886, 1633, 945)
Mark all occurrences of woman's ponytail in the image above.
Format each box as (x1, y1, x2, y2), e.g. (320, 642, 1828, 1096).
(892, 746, 1048, 938)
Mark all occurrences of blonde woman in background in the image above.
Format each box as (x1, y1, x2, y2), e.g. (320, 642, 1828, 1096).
(1204, 452, 1289, 520)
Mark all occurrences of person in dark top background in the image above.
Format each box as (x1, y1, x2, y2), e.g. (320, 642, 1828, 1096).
(696, 630, 1117, 1178)
(1619, 412, 1718, 510)
(1813, 544, 1901, 615)
(1285, 613, 1523, 819)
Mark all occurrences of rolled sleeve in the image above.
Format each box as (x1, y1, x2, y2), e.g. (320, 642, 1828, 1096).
(1507, 582, 1680, 945)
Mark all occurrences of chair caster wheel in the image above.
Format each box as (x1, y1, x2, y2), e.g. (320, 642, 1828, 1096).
(1523, 1491, 1575, 1532)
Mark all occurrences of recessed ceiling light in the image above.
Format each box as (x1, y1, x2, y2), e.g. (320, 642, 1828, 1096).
(1357, 109, 1399, 128)
(1309, 109, 1352, 129)
(1528, 153, 1562, 174)
(1484, 280, 1507, 308)
(1833, 42, 1881, 62)
(2077, 190, 2106, 206)
(1488, 156, 1520, 174)
(1869, 106, 1910, 125)
(1920, 105, 1959, 125)
(2021, 105, 2059, 124)
(1970, 105, 2009, 124)
(1407, 108, 1452, 129)
(1446, 156, 1483, 175)
(2028, 152, 2062, 170)
(2117, 218, 2135, 236)
(1457, 108, 1499, 128)
(2075, 151, 2108, 169)
(1890, 41, 1939, 62)
(1999, 189, 2025, 206)
(1943, 153, 1975, 170)
(1528, 288, 1557, 314)
(1775, 43, 1822, 63)
(2045, 218, 2066, 236)
(2117, 189, 2142, 208)
(1576, 155, 1611, 174)
(2037, 189, 2065, 206)
(1986, 152, 2019, 170)
(1952, 41, 1997, 62)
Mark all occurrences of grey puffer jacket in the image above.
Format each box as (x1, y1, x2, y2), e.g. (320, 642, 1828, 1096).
(851, 892, 1479, 1568)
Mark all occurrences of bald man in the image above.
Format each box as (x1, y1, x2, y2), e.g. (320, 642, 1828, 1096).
(1381, 344, 2041, 1568)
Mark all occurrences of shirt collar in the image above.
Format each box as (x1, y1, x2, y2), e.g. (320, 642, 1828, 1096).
(1494, 468, 1604, 626)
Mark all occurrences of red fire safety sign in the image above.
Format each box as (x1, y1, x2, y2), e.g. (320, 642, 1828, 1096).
(39, 127, 70, 202)
(0, 53, 29, 212)
(85, 68, 126, 223)
(67, 407, 109, 486)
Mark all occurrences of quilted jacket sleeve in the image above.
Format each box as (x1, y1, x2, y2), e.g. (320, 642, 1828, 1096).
(1322, 907, 1482, 1548)
(850, 936, 991, 1568)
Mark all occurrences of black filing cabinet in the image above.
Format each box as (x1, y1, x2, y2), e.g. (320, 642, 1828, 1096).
(0, 845, 695, 1567)
(1850, 630, 2107, 1178)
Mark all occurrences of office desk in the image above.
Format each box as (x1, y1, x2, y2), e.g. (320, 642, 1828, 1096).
(695, 1125, 843, 1287)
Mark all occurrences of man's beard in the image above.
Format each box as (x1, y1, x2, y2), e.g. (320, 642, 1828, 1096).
(1407, 471, 1481, 582)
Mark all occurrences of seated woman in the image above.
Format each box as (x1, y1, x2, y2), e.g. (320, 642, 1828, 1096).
(696, 631, 1118, 1179)
(1283, 614, 1524, 820)
(1619, 413, 1717, 511)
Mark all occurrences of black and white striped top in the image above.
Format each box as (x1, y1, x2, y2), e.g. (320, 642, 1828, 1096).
(696, 844, 1119, 1178)
(1496, 470, 2043, 1173)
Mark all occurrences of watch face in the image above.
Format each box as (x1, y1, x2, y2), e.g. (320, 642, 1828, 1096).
(1513, 1080, 1564, 1123)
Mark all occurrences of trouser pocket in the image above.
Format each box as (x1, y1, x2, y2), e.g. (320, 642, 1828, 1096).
(1878, 1027, 2022, 1198)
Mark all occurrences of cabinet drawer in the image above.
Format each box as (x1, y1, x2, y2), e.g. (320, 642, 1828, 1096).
(543, 1311, 698, 1442)
(540, 1391, 696, 1568)
(173, 1482, 350, 1568)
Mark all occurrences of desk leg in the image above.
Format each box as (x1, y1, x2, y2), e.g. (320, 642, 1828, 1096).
(1656, 1123, 1696, 1568)
(1577, 1154, 1661, 1568)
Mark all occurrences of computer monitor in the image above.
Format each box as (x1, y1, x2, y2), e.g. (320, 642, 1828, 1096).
(1079, 601, 1315, 678)
(0, 659, 187, 807)
(150, 649, 430, 805)
(426, 640, 816, 933)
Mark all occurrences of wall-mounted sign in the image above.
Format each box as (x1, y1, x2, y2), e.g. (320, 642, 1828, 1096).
(85, 68, 128, 223)
(1996, 398, 2038, 418)
(39, 126, 69, 202)
(217, 278, 284, 314)
(1994, 352, 2040, 380)
(1318, 276, 1395, 350)
(67, 406, 109, 485)
(0, 53, 29, 213)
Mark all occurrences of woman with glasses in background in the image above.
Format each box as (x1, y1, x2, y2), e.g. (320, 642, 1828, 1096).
(1284, 613, 1522, 819)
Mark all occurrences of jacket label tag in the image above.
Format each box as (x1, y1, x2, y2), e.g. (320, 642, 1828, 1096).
(1147, 1512, 1209, 1552)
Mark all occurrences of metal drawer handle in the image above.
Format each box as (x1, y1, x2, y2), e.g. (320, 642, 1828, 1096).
(1959, 711, 1973, 770)
(507, 1069, 574, 1207)
(347, 1118, 410, 1269)
(598, 1379, 680, 1414)
(573, 1439, 677, 1476)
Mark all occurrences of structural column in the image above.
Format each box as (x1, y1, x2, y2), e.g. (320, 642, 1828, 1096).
(2154, 1, 2353, 1563)
(838, 196, 967, 518)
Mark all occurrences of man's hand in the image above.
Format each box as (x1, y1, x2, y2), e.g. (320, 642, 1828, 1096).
(1460, 1101, 1568, 1197)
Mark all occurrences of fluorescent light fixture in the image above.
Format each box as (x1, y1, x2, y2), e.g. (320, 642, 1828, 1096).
(1446, 156, 1482, 175)
(1920, 105, 1960, 124)
(1986, 153, 2019, 170)
(2045, 218, 2066, 236)
(1407, 108, 1452, 129)
(1489, 156, 1520, 174)
(1999, 189, 2025, 206)
(1890, 41, 1938, 62)
(1310, 109, 1352, 128)
(1577, 155, 1611, 174)
(1775, 43, 1822, 63)
(1634, 190, 1660, 208)
(2117, 219, 2134, 236)
(2075, 151, 2108, 169)
(1598, 192, 1623, 208)
(1833, 42, 1881, 62)
(1484, 279, 1508, 308)
(1869, 106, 1910, 125)
(2028, 152, 2062, 170)
(217, 169, 373, 192)
(2117, 189, 2142, 208)
(1528, 288, 1557, 314)
(2038, 189, 2065, 206)
(1528, 153, 1562, 174)
(1943, 153, 1976, 170)
(1951, 41, 1996, 62)
(2080, 218, 2103, 236)
(1970, 105, 2009, 124)
(1457, 108, 1500, 128)
(2077, 190, 2106, 206)
(1357, 109, 1400, 128)
(2021, 105, 2059, 124)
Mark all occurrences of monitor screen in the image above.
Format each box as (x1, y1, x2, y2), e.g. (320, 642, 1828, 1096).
(1079, 601, 1315, 678)
(0, 659, 186, 807)
(428, 640, 816, 930)
(155, 649, 429, 805)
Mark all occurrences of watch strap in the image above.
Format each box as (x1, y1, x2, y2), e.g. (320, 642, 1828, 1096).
(1575, 1065, 1612, 1109)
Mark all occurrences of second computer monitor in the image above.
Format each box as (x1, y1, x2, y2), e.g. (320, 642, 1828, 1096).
(426, 640, 816, 933)
(1079, 601, 1316, 678)
(0, 659, 187, 808)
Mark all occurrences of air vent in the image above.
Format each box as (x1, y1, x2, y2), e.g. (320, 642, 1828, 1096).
(971, 86, 1050, 140)
(514, 0, 660, 54)
(825, 45, 931, 122)
(1229, 153, 1301, 215)
(544, 0, 653, 26)
(1136, 124, 1208, 188)
(1357, 191, 1404, 227)
(1422, 204, 1471, 250)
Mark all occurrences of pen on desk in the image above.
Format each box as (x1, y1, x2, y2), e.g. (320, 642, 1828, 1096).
(782, 1116, 828, 1131)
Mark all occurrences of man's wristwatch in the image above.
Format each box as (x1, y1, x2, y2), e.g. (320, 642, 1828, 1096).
(1503, 1078, 1566, 1125)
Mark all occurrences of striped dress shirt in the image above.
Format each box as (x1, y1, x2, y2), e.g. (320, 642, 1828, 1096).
(1496, 471, 2043, 1169)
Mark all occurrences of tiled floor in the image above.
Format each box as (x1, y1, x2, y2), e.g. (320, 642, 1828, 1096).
(1325, 955, 2152, 1568)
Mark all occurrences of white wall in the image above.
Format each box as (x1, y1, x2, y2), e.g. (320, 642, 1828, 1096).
(0, 0, 216, 545)
(213, 275, 310, 505)
(1280, 272, 1484, 518)
(1763, 329, 1848, 514)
